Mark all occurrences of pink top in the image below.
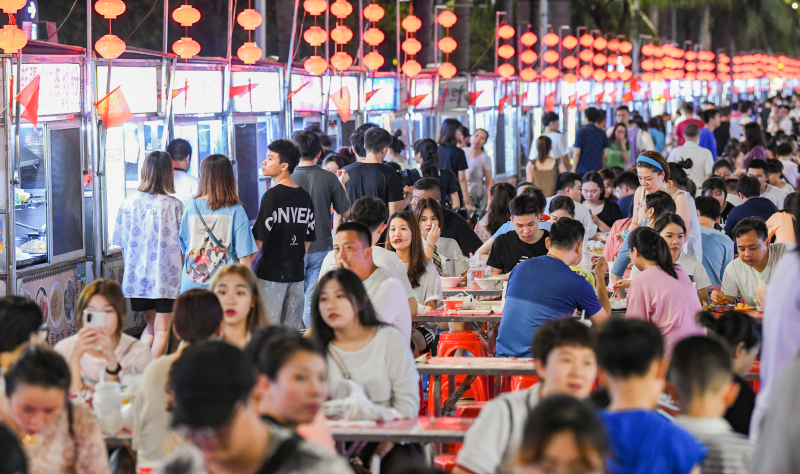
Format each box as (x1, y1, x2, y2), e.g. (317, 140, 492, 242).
(626, 265, 706, 355)
(54, 333, 152, 390)
(604, 218, 632, 263)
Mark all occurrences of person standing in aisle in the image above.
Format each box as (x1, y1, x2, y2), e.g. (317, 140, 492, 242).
(572, 107, 610, 174)
(112, 151, 183, 357)
(439, 118, 472, 214)
(292, 131, 351, 330)
(167, 138, 198, 207)
(253, 139, 316, 329)
(531, 112, 570, 169)
(698, 109, 721, 161)
(343, 127, 405, 216)
(463, 128, 494, 216)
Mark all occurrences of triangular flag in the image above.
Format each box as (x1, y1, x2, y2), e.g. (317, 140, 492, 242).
(468, 91, 483, 106)
(578, 94, 589, 111)
(230, 83, 259, 98)
(405, 94, 428, 107)
(630, 78, 641, 92)
(608, 88, 617, 103)
(622, 92, 634, 103)
(544, 91, 556, 112)
(365, 88, 381, 104)
(16, 75, 40, 127)
(439, 86, 448, 109)
(157, 85, 188, 100)
(568, 93, 578, 109)
(595, 91, 604, 105)
(287, 81, 310, 100)
(498, 94, 511, 114)
(331, 86, 351, 123)
(95, 86, 134, 129)
(519, 92, 527, 105)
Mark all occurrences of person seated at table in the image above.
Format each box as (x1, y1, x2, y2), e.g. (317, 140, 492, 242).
(411, 178, 483, 256)
(0, 296, 46, 412)
(162, 341, 353, 474)
(488, 194, 550, 280)
(582, 171, 624, 232)
(747, 158, 788, 210)
(132, 289, 223, 469)
(0, 422, 28, 474)
(618, 227, 705, 355)
(329, 223, 412, 344)
(668, 336, 754, 474)
(712, 218, 793, 307)
(311, 268, 420, 469)
(696, 196, 736, 288)
(4, 345, 110, 473)
(209, 264, 268, 349)
(698, 311, 761, 436)
(514, 395, 609, 474)
(596, 319, 707, 474)
(766, 192, 798, 244)
(723, 176, 778, 238)
(54, 279, 152, 394)
(547, 194, 576, 223)
(455, 318, 599, 474)
(244, 325, 335, 452)
(386, 210, 443, 351)
(416, 197, 468, 277)
(618, 214, 712, 304)
(474, 186, 550, 261)
(615, 171, 640, 218)
(702, 176, 736, 226)
(496, 219, 610, 358)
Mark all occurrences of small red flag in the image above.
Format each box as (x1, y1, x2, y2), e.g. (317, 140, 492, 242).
(16, 75, 40, 127)
(287, 81, 310, 100)
(95, 86, 133, 129)
(578, 94, 589, 111)
(498, 94, 511, 114)
(544, 91, 556, 112)
(608, 88, 617, 103)
(439, 86, 448, 109)
(230, 83, 258, 98)
(158, 85, 188, 100)
(622, 92, 634, 103)
(664, 89, 672, 101)
(405, 94, 428, 107)
(365, 88, 381, 104)
(630, 78, 641, 92)
(595, 92, 604, 105)
(568, 93, 578, 109)
(519, 92, 527, 105)
(747, 86, 755, 94)
(331, 86, 351, 123)
(468, 91, 483, 106)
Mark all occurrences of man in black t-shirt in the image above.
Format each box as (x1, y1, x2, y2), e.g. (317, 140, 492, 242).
(411, 178, 483, 256)
(252, 139, 316, 329)
(343, 127, 405, 216)
(488, 194, 549, 279)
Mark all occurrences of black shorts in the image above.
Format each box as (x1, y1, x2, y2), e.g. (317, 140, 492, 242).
(130, 298, 175, 313)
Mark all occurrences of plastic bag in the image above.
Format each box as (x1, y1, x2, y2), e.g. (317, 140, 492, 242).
(754, 279, 767, 309)
(322, 380, 400, 422)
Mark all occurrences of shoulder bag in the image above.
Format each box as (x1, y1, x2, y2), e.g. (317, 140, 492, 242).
(194, 199, 239, 262)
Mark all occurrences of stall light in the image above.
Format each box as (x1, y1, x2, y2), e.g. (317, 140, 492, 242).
(0, 0, 24, 13)
(401, 6, 421, 77)
(579, 33, 594, 47)
(95, 0, 126, 19)
(520, 32, 538, 46)
(304, 26, 328, 46)
(618, 41, 632, 53)
(685, 50, 697, 61)
(593, 37, 607, 50)
(642, 44, 654, 56)
(363, 3, 384, 21)
(497, 24, 515, 40)
(363, 27, 384, 46)
(607, 39, 620, 51)
(437, 10, 457, 28)
(562, 35, 578, 49)
(592, 68, 607, 81)
(563, 56, 579, 69)
(304, 54, 327, 74)
(543, 50, 560, 63)
(652, 45, 664, 57)
(238, 42, 262, 64)
(402, 14, 422, 32)
(579, 64, 594, 78)
(543, 32, 560, 47)
(607, 69, 619, 81)
(437, 9, 457, 78)
(564, 72, 578, 83)
(620, 55, 632, 66)
(592, 53, 607, 66)
(620, 69, 632, 80)
(363, 51, 384, 70)
(579, 48, 594, 62)
(542, 66, 560, 80)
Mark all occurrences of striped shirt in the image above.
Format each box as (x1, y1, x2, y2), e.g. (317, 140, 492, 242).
(675, 416, 753, 474)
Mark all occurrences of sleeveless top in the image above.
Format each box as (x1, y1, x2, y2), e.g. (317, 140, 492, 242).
(671, 189, 703, 261)
(532, 160, 559, 197)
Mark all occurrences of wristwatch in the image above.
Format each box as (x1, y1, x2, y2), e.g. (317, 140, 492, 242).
(106, 363, 122, 376)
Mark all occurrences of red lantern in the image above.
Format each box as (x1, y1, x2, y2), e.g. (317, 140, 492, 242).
(642, 44, 654, 56)
(0, 24, 26, 53)
(685, 62, 697, 72)
(685, 72, 696, 81)
(331, 51, 353, 71)
(95, 34, 126, 59)
(563, 56, 579, 69)
(620, 55, 632, 66)
(685, 50, 697, 61)
(607, 69, 619, 81)
(520, 32, 537, 46)
(719, 54, 730, 64)
(237, 8, 262, 30)
(520, 67, 537, 82)
(607, 54, 618, 65)
(564, 73, 578, 83)
(497, 44, 515, 59)
(654, 59, 664, 70)
(593, 37, 607, 50)
(437, 10, 457, 28)
(363, 3, 384, 22)
(717, 63, 731, 73)
(439, 37, 457, 54)
(717, 73, 731, 82)
(579, 49, 594, 62)
(592, 53, 607, 66)
(402, 38, 421, 55)
(652, 45, 664, 57)
(303, 55, 327, 74)
(172, 36, 200, 59)
(562, 35, 578, 49)
(579, 64, 594, 78)
(238, 42, 262, 64)
(641, 59, 654, 71)
(520, 50, 537, 64)
(304, 26, 328, 46)
(402, 14, 421, 32)
(303, 0, 327, 15)
(497, 63, 515, 78)
(543, 32, 559, 47)
(607, 39, 620, 51)
(641, 72, 654, 82)
(592, 68, 607, 82)
(402, 60, 421, 77)
(172, 4, 200, 27)
(543, 66, 560, 80)
(0, 0, 24, 14)
(363, 27, 384, 46)
(497, 24, 515, 40)
(95, 0, 126, 19)
(330, 0, 352, 19)
(363, 51, 384, 70)
(330, 25, 352, 44)
(439, 62, 457, 79)
(620, 69, 632, 80)
(579, 34, 594, 47)
(543, 50, 559, 63)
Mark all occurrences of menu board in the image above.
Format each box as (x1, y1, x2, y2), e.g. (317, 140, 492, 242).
(409, 76, 435, 109)
(19, 63, 81, 116)
(232, 71, 281, 113)
(323, 75, 359, 111)
(291, 74, 324, 112)
(474, 79, 496, 108)
(365, 77, 396, 111)
(172, 70, 224, 115)
(97, 66, 158, 114)
(441, 78, 470, 109)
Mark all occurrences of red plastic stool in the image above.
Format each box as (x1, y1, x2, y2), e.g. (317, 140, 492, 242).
(510, 375, 539, 391)
(748, 361, 760, 393)
(456, 401, 486, 418)
(437, 331, 488, 357)
(434, 454, 457, 473)
(428, 374, 490, 416)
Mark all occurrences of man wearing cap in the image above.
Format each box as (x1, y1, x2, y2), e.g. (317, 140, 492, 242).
(530, 112, 570, 169)
(162, 340, 352, 474)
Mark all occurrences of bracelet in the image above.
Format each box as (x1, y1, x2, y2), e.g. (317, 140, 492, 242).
(106, 363, 122, 376)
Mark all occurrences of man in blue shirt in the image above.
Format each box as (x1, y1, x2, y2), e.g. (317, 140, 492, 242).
(723, 176, 778, 237)
(695, 196, 735, 287)
(698, 108, 720, 161)
(572, 107, 610, 175)
(613, 171, 640, 217)
(496, 218, 610, 358)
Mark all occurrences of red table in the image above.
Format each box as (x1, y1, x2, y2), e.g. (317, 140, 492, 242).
(416, 309, 502, 356)
(328, 417, 473, 444)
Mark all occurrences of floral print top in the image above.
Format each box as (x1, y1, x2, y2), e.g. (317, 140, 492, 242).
(112, 192, 184, 299)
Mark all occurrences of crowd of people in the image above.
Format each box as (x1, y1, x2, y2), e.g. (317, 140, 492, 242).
(1, 97, 800, 474)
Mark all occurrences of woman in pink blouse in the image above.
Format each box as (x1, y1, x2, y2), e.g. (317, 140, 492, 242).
(3, 345, 109, 474)
(622, 226, 705, 355)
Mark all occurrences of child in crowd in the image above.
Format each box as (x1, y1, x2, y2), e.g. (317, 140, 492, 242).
(210, 264, 269, 349)
(455, 319, 598, 474)
(668, 336, 754, 474)
(595, 319, 707, 474)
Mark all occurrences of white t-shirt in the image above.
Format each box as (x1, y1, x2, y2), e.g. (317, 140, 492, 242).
(319, 246, 414, 299)
(404, 259, 443, 307)
(170, 169, 199, 207)
(457, 384, 542, 474)
(529, 131, 569, 161)
(463, 147, 492, 196)
(762, 184, 788, 210)
(629, 252, 712, 290)
(721, 242, 793, 306)
(778, 158, 799, 188)
(667, 141, 714, 194)
(362, 268, 413, 344)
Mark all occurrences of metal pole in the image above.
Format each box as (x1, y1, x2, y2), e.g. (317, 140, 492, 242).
(5, 57, 14, 296)
(256, 0, 267, 56)
(86, 0, 103, 282)
(358, 0, 364, 66)
(284, 0, 301, 135)
(9, 57, 21, 294)
(162, 0, 169, 53)
(495, 12, 502, 74)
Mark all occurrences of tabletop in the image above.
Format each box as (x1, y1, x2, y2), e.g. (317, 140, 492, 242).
(442, 287, 503, 296)
(329, 417, 474, 443)
(416, 309, 503, 323)
(417, 357, 537, 376)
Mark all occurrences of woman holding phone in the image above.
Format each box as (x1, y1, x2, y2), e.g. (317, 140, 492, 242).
(54, 280, 152, 393)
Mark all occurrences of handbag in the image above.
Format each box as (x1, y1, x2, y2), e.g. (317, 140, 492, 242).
(194, 199, 238, 263)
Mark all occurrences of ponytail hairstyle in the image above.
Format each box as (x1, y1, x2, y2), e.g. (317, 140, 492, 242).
(414, 138, 442, 181)
(628, 226, 677, 279)
(668, 160, 693, 190)
(536, 135, 553, 164)
(653, 212, 687, 235)
(643, 190, 676, 223)
(697, 311, 761, 353)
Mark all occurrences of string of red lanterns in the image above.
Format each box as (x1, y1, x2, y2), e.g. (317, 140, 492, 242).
(172, 2, 201, 59)
(519, 28, 537, 82)
(400, 6, 422, 77)
(95, 0, 126, 59)
(302, 0, 327, 74)
(0, 0, 27, 54)
(496, 23, 515, 79)
(330, 0, 353, 71)
(362, 2, 385, 71)
(437, 9, 457, 78)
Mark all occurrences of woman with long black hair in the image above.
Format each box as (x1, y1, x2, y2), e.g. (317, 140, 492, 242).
(405, 138, 461, 209)
(474, 183, 516, 242)
(438, 118, 471, 213)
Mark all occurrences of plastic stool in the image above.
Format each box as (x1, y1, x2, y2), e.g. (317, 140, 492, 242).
(510, 375, 539, 392)
(748, 361, 760, 394)
(428, 374, 490, 416)
(434, 454, 457, 473)
(456, 401, 486, 418)
(437, 331, 488, 358)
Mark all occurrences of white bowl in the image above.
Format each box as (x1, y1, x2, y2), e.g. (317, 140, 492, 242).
(475, 277, 503, 290)
(441, 277, 462, 288)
